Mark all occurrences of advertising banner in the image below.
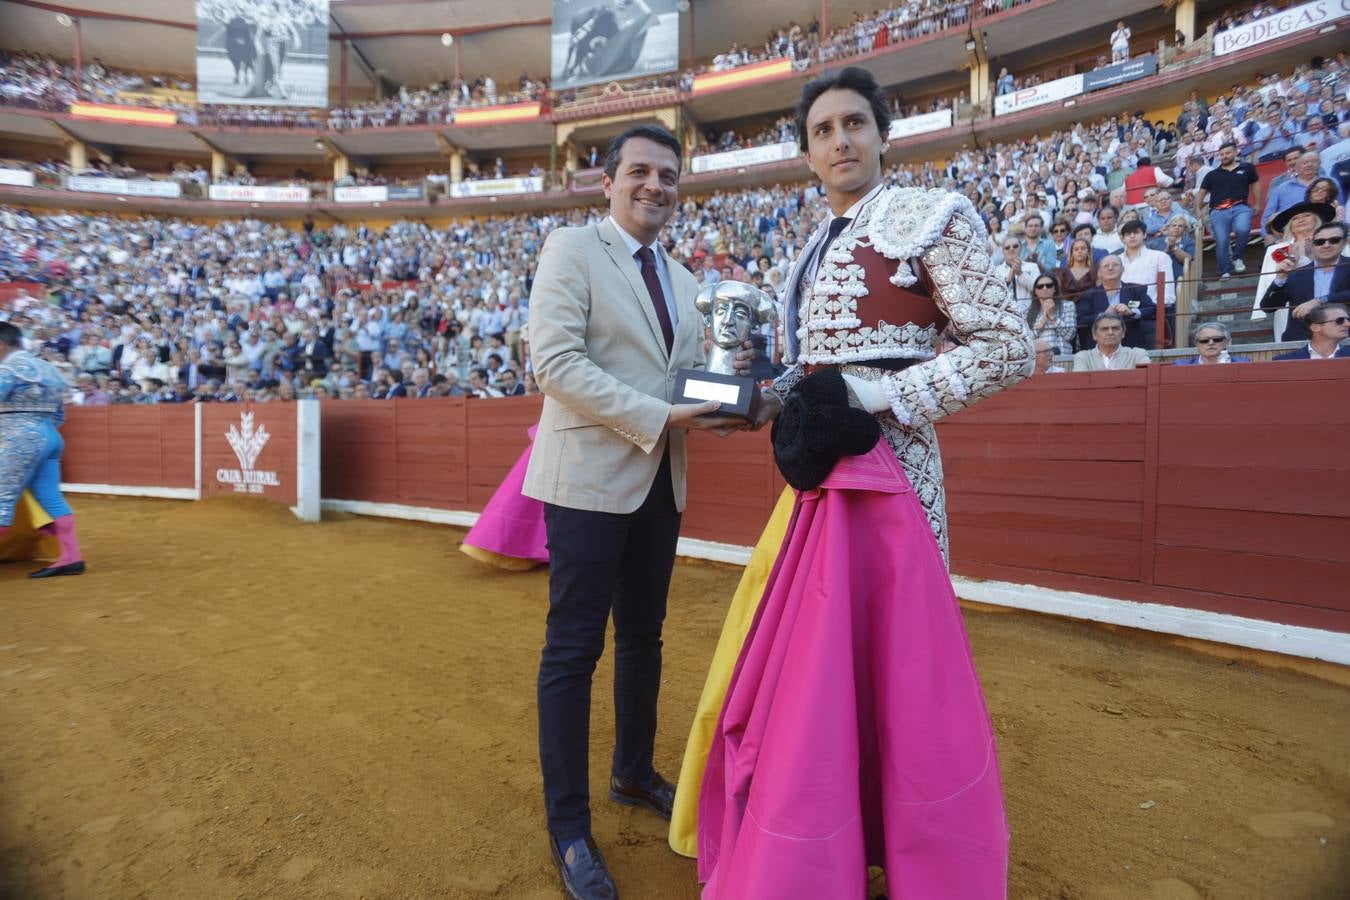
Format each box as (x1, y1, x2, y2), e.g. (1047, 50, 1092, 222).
(888, 109, 953, 140)
(1083, 54, 1157, 92)
(200, 403, 320, 520)
(208, 184, 311, 202)
(1215, 0, 1350, 56)
(994, 73, 1084, 116)
(333, 184, 425, 202)
(66, 176, 182, 198)
(196, 0, 330, 107)
(551, 0, 680, 91)
(449, 176, 544, 198)
(334, 185, 388, 203)
(0, 168, 36, 187)
(690, 142, 797, 174)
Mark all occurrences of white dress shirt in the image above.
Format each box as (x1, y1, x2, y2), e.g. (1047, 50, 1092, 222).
(1121, 245, 1176, 307)
(609, 217, 679, 328)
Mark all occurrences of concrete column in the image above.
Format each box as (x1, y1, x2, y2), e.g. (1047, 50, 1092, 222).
(332, 152, 351, 182)
(339, 40, 349, 107)
(449, 150, 463, 183)
(211, 150, 228, 181)
(1175, 0, 1197, 43)
(564, 142, 578, 174)
(67, 140, 88, 172)
(969, 58, 990, 105)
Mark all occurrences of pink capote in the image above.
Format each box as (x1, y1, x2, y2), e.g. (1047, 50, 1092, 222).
(461, 426, 549, 564)
(697, 442, 1009, 899)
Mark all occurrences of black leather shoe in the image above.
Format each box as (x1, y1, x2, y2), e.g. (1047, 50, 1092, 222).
(29, 561, 85, 579)
(608, 773, 675, 821)
(549, 834, 618, 900)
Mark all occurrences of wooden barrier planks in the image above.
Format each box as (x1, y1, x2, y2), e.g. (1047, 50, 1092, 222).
(56, 360, 1350, 634)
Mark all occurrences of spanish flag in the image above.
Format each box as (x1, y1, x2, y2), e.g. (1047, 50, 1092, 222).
(693, 59, 794, 95)
(68, 102, 178, 127)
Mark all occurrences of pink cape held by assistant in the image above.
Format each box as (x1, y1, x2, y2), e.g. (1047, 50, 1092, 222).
(460, 425, 549, 571)
(697, 441, 1009, 899)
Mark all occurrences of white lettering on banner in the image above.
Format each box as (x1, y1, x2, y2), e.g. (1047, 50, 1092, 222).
(333, 185, 389, 203)
(1215, 0, 1350, 55)
(448, 176, 544, 198)
(994, 74, 1085, 116)
(689, 142, 798, 175)
(218, 412, 281, 494)
(0, 168, 36, 187)
(888, 109, 953, 140)
(65, 175, 182, 198)
(207, 184, 312, 203)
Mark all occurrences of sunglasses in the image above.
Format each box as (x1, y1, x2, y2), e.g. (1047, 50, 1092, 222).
(1311, 236, 1345, 246)
(1314, 316, 1349, 326)
(1035, 283, 1056, 290)
(1195, 336, 1227, 345)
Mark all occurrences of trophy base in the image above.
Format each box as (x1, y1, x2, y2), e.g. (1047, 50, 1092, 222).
(673, 368, 755, 419)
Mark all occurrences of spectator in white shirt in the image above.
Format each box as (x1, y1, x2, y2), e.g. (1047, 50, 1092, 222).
(1119, 219, 1176, 343)
(1110, 22, 1132, 63)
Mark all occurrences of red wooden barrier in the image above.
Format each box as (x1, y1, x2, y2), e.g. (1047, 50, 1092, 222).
(0, 282, 45, 308)
(61, 404, 196, 489)
(60, 361, 1350, 635)
(942, 364, 1350, 633)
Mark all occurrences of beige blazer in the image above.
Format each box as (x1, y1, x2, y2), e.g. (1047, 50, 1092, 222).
(1071, 346, 1152, 371)
(522, 219, 706, 513)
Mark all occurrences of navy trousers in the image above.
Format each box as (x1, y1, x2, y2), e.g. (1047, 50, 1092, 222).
(538, 451, 681, 841)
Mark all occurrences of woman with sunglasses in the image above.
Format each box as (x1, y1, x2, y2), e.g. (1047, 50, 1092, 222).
(1049, 217, 1073, 267)
(1028, 276, 1077, 355)
(1172, 321, 1249, 365)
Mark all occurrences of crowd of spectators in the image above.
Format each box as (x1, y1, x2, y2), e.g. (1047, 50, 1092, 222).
(0, 49, 544, 129)
(701, 0, 976, 78)
(2, 47, 1348, 402)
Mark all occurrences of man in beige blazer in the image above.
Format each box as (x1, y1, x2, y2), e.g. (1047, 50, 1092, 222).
(522, 124, 741, 900)
(1071, 311, 1153, 371)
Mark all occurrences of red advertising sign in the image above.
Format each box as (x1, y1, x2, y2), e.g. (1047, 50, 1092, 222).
(200, 405, 299, 506)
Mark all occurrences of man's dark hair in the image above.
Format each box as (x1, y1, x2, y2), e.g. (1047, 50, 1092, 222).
(1313, 220, 1348, 241)
(794, 66, 891, 156)
(1120, 219, 1147, 237)
(1093, 311, 1126, 330)
(0, 322, 21, 348)
(1137, 155, 1152, 166)
(1219, 140, 1237, 151)
(1309, 302, 1348, 326)
(1073, 222, 1097, 237)
(603, 125, 682, 180)
(1099, 204, 1118, 217)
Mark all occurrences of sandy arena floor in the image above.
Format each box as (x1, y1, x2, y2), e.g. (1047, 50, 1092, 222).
(0, 496, 1347, 900)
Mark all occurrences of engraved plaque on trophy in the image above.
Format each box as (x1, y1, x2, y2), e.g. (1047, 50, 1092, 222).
(674, 281, 777, 419)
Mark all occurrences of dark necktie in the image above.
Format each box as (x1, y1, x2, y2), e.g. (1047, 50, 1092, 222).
(799, 216, 852, 297)
(813, 216, 852, 278)
(636, 246, 675, 353)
